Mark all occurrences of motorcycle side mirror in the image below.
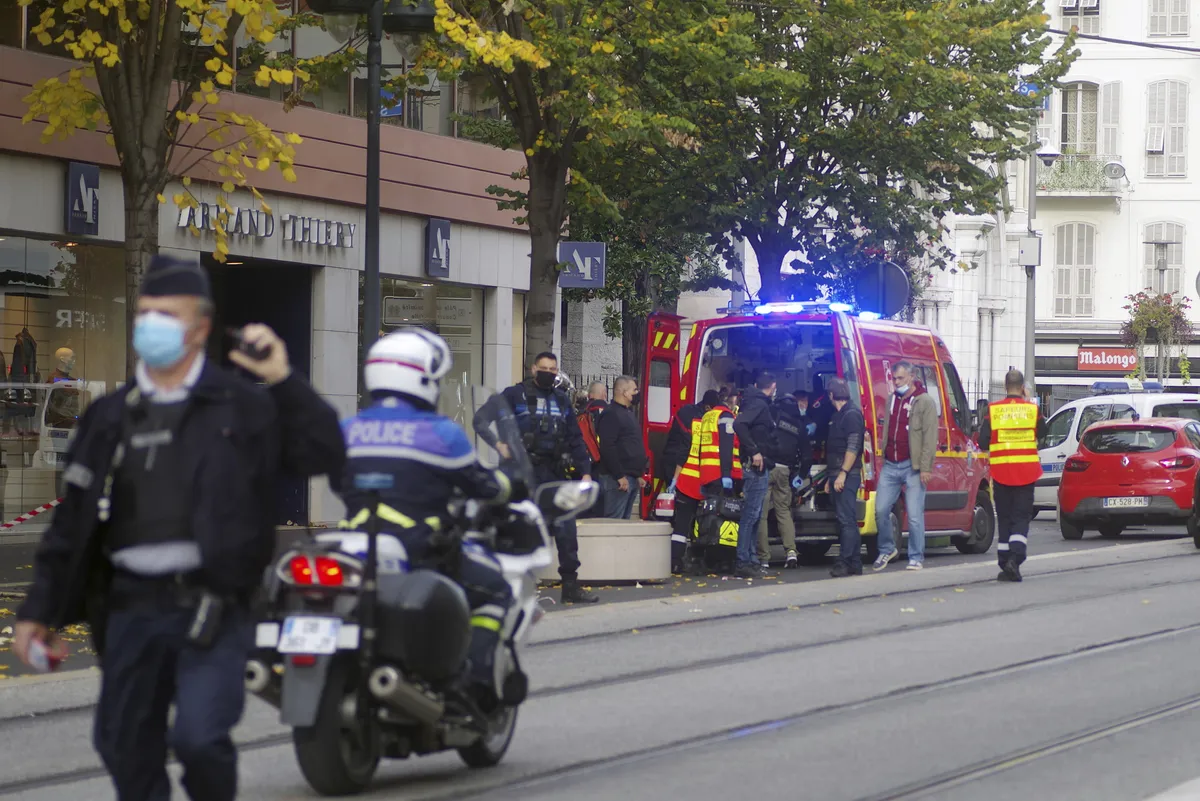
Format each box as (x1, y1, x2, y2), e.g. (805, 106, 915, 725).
(535, 480, 600, 522)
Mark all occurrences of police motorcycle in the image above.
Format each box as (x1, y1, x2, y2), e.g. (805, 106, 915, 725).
(246, 387, 599, 796)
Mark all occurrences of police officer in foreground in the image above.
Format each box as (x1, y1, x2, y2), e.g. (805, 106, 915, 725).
(13, 255, 344, 801)
(478, 351, 598, 604)
(336, 328, 515, 696)
(977, 369, 1046, 583)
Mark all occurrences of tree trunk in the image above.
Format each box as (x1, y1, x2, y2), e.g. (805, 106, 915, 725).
(749, 239, 788, 302)
(523, 163, 565, 363)
(123, 177, 161, 377)
(621, 267, 658, 379)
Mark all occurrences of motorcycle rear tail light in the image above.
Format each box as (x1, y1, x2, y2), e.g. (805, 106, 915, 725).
(1065, 458, 1090, 472)
(289, 555, 314, 584)
(1161, 455, 1196, 470)
(314, 557, 344, 586)
(291, 654, 318, 667)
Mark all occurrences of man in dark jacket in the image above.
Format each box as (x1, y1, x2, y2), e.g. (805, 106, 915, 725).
(826, 378, 867, 578)
(733, 372, 778, 577)
(758, 392, 815, 569)
(596, 375, 648, 519)
(477, 352, 598, 603)
(13, 255, 344, 801)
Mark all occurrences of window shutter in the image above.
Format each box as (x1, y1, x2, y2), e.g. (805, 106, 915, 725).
(1168, 81, 1188, 176)
(1061, 0, 1078, 7)
(1081, 0, 1100, 7)
(1171, 0, 1189, 35)
(1101, 82, 1120, 155)
(1151, 0, 1169, 34)
(1147, 126, 1166, 153)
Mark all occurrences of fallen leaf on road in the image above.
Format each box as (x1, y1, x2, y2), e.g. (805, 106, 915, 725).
(1142, 599, 1151, 604)
(631, 629, 640, 634)
(954, 588, 965, 593)
(1, 627, 11, 635)
(832, 608, 843, 614)
(690, 608, 703, 613)
(900, 607, 916, 613)
(697, 583, 707, 587)
(788, 605, 800, 610)
(931, 598, 945, 603)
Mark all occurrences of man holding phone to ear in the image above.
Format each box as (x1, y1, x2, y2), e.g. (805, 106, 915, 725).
(11, 254, 344, 801)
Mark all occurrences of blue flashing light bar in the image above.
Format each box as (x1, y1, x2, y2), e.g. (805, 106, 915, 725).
(828, 302, 852, 312)
(857, 311, 881, 320)
(754, 301, 819, 314)
(1091, 379, 1160, 395)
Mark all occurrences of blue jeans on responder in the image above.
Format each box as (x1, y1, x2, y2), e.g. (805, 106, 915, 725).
(738, 465, 770, 567)
(875, 459, 926, 562)
(533, 463, 583, 581)
(833, 469, 863, 571)
(599, 474, 637, 519)
(93, 574, 253, 801)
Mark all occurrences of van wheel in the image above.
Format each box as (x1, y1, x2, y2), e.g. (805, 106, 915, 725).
(1099, 523, 1124, 539)
(1060, 517, 1085, 541)
(955, 491, 996, 554)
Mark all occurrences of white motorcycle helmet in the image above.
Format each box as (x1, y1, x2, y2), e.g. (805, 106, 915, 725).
(364, 327, 452, 408)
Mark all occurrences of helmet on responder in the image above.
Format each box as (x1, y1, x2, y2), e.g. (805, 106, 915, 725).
(364, 327, 452, 409)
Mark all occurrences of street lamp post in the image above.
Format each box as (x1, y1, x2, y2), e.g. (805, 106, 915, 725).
(1025, 129, 1059, 392)
(310, 0, 436, 355)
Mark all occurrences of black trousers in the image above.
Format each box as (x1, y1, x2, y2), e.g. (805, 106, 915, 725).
(671, 492, 701, 564)
(994, 482, 1035, 568)
(534, 463, 582, 581)
(94, 575, 252, 801)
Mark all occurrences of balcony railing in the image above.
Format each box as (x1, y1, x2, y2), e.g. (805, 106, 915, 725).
(1037, 154, 1123, 194)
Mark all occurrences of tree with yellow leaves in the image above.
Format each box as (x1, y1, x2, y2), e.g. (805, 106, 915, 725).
(19, 0, 308, 369)
(431, 0, 748, 358)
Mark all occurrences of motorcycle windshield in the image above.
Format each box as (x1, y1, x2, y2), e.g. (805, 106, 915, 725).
(472, 386, 536, 491)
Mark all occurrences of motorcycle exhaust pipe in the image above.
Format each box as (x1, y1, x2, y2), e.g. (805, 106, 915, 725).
(367, 666, 444, 724)
(245, 660, 281, 708)
(245, 660, 271, 693)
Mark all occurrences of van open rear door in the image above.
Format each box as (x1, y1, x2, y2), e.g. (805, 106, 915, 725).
(640, 312, 683, 519)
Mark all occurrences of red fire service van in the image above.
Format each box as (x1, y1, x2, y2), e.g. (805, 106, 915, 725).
(638, 300, 995, 560)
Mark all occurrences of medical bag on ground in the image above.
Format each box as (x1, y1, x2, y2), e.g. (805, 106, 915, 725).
(694, 495, 742, 548)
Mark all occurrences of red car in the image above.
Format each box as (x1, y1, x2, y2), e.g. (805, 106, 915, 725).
(1058, 417, 1200, 546)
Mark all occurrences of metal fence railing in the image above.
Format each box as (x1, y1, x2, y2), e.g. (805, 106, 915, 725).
(960, 380, 1009, 407)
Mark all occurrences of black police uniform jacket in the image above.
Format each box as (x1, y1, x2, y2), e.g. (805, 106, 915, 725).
(17, 363, 345, 647)
(491, 380, 592, 475)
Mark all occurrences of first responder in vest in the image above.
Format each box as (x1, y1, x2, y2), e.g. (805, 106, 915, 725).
(337, 328, 516, 694)
(977, 368, 1047, 583)
(476, 351, 598, 604)
(676, 396, 741, 572)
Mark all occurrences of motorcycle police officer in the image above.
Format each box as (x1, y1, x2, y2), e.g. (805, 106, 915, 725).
(13, 255, 345, 801)
(479, 351, 599, 604)
(336, 328, 517, 693)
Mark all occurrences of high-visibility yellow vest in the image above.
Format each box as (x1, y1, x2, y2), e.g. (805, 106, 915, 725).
(988, 397, 1042, 486)
(676, 405, 741, 499)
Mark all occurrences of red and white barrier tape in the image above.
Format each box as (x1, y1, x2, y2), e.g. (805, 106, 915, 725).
(0, 498, 63, 530)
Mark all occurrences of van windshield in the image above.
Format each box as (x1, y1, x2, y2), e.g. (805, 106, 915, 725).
(1151, 402, 1200, 422)
(695, 320, 856, 407)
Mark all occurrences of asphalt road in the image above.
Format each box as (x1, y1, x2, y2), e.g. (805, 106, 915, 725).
(0, 515, 1189, 679)
(2, 533, 1200, 800)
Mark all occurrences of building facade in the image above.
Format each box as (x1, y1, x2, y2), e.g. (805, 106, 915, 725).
(1031, 0, 1200, 406)
(0, 40, 529, 529)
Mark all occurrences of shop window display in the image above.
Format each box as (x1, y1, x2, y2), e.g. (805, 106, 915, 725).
(0, 236, 125, 530)
(359, 276, 483, 425)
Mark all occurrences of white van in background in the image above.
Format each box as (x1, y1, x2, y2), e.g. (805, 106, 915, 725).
(1035, 380, 1200, 512)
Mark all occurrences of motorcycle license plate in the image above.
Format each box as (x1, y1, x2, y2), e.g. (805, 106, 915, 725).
(278, 616, 342, 655)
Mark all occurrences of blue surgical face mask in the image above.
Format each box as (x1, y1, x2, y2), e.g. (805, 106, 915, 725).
(894, 382, 912, 397)
(133, 311, 189, 368)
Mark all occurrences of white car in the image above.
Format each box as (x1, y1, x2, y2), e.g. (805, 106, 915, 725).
(1035, 380, 1200, 512)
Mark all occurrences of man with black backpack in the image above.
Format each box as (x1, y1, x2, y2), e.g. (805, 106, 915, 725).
(757, 392, 815, 569)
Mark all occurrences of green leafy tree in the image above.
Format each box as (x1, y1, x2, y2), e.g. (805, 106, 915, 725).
(1121, 290, 1193, 384)
(652, 0, 1076, 302)
(432, 0, 746, 361)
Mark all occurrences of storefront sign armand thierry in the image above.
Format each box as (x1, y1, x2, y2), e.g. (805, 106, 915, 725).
(177, 203, 358, 248)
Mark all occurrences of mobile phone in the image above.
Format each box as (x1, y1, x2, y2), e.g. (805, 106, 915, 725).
(226, 327, 271, 362)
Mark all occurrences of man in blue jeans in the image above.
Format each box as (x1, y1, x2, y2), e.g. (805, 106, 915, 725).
(872, 361, 938, 571)
(826, 378, 866, 577)
(733, 373, 778, 577)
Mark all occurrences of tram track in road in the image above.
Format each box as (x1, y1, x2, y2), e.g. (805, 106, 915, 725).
(5, 559, 1200, 797)
(0, 547, 1193, 735)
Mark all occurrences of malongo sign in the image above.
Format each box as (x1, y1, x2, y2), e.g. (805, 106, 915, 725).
(1077, 347, 1138, 372)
